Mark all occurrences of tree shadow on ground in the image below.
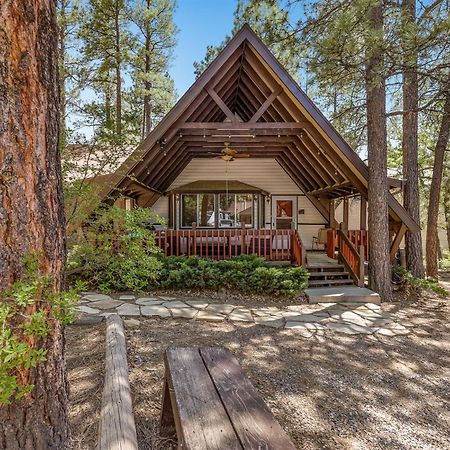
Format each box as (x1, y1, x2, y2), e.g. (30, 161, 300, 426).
(126, 298, 449, 450)
(66, 323, 105, 449)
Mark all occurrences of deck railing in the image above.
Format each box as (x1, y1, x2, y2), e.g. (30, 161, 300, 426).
(327, 229, 369, 261)
(337, 229, 365, 287)
(292, 229, 307, 267)
(152, 228, 305, 264)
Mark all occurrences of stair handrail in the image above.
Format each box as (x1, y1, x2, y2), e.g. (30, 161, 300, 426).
(337, 229, 365, 287)
(292, 229, 307, 267)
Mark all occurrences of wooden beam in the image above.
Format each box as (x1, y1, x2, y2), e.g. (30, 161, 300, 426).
(180, 122, 308, 130)
(389, 223, 407, 263)
(343, 198, 349, 230)
(249, 86, 283, 122)
(329, 199, 337, 228)
(307, 182, 352, 195)
(205, 86, 236, 122)
(360, 196, 367, 230)
(99, 315, 138, 450)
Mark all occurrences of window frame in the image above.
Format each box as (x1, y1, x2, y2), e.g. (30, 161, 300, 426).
(178, 193, 259, 229)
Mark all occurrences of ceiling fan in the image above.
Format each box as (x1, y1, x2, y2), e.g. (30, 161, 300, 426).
(208, 142, 251, 162)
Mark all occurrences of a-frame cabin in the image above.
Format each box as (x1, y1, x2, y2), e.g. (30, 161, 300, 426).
(99, 24, 419, 288)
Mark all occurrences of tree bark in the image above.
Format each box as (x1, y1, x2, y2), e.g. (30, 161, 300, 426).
(365, 1, 393, 301)
(444, 173, 450, 249)
(0, 0, 69, 447)
(402, 0, 425, 277)
(114, 0, 122, 137)
(142, 34, 152, 139)
(426, 73, 450, 277)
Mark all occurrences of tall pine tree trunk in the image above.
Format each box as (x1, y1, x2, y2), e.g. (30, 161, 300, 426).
(366, 0, 392, 301)
(0, 0, 69, 447)
(142, 30, 152, 139)
(426, 73, 450, 277)
(114, 0, 122, 137)
(402, 0, 425, 277)
(444, 173, 450, 249)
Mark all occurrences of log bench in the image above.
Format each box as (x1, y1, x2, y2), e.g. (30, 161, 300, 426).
(160, 347, 296, 449)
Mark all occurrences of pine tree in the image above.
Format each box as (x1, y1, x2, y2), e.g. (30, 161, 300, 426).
(194, 0, 301, 79)
(79, 0, 132, 140)
(0, 0, 69, 445)
(128, 0, 178, 139)
(401, 0, 425, 277)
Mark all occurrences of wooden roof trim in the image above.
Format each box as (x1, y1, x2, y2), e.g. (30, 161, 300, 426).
(242, 27, 419, 232)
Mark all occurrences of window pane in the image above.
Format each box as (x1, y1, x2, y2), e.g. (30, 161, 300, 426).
(236, 194, 253, 227)
(219, 194, 236, 227)
(198, 194, 215, 227)
(181, 195, 197, 227)
(218, 194, 254, 228)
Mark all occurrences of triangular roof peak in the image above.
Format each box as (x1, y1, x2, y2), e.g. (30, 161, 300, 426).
(102, 24, 418, 232)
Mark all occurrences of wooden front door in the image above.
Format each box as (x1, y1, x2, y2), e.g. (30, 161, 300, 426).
(272, 196, 296, 230)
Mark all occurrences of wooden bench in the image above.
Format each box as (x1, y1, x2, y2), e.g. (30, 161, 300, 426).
(160, 347, 297, 449)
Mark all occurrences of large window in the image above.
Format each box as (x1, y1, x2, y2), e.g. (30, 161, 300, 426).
(180, 193, 256, 228)
(181, 194, 215, 227)
(218, 194, 254, 228)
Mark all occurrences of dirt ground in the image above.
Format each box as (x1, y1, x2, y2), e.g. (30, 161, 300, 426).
(66, 290, 450, 450)
(66, 324, 105, 449)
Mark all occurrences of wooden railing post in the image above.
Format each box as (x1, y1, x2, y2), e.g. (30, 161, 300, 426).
(358, 244, 365, 287)
(192, 222, 197, 256)
(241, 222, 246, 255)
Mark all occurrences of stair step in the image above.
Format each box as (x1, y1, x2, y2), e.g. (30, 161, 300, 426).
(307, 265, 345, 271)
(308, 279, 355, 287)
(308, 271, 350, 278)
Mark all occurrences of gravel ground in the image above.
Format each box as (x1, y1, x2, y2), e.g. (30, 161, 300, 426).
(66, 324, 105, 449)
(127, 297, 450, 450)
(66, 287, 450, 450)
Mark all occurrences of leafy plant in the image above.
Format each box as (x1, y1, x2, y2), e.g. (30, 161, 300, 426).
(67, 205, 163, 292)
(0, 255, 78, 405)
(439, 251, 450, 271)
(392, 266, 448, 297)
(158, 255, 309, 297)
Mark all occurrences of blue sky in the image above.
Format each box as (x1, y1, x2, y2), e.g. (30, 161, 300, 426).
(171, 0, 236, 96)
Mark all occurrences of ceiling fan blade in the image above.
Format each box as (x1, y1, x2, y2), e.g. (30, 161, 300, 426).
(221, 155, 234, 162)
(222, 148, 238, 156)
(234, 153, 251, 158)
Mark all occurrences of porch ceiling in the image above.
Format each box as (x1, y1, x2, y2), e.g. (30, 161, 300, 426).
(102, 25, 419, 233)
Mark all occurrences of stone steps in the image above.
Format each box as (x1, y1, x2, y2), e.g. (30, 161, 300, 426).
(308, 279, 354, 287)
(305, 286, 381, 304)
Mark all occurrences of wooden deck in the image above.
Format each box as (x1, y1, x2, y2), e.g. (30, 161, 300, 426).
(153, 228, 306, 266)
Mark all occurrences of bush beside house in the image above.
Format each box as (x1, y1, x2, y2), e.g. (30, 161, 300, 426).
(68, 206, 309, 297)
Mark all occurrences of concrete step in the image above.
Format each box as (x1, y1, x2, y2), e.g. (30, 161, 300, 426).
(308, 271, 350, 278)
(307, 265, 346, 272)
(305, 286, 381, 304)
(308, 279, 354, 287)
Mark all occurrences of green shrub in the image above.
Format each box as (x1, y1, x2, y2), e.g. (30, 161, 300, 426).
(439, 251, 450, 271)
(158, 255, 309, 297)
(392, 266, 448, 297)
(67, 205, 163, 292)
(1, 255, 78, 405)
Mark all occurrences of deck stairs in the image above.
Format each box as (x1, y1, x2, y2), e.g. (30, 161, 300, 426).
(304, 252, 380, 304)
(307, 264, 354, 287)
(306, 252, 354, 288)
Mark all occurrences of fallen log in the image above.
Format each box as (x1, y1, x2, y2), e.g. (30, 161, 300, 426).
(98, 314, 138, 450)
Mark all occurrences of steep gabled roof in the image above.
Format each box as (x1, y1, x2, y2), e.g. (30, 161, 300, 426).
(100, 24, 419, 232)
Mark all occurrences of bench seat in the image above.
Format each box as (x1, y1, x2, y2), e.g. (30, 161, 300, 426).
(160, 347, 296, 450)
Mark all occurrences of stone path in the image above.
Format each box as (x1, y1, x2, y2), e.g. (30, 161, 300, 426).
(76, 293, 416, 338)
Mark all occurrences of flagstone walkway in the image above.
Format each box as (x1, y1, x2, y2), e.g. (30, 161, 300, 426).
(75, 292, 419, 338)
